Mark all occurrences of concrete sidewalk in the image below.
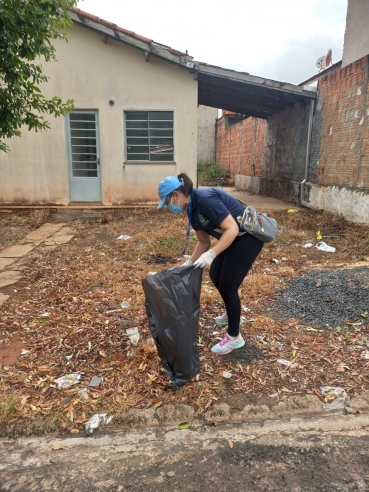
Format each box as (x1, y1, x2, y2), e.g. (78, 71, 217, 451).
(223, 187, 301, 211)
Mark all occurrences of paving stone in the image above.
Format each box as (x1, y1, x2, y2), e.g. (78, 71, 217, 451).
(0, 271, 21, 288)
(23, 223, 64, 243)
(0, 293, 10, 306)
(54, 226, 73, 236)
(51, 235, 74, 244)
(0, 258, 16, 271)
(0, 277, 19, 288)
(0, 244, 34, 258)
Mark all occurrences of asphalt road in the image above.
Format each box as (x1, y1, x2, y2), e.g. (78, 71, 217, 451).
(1, 413, 369, 492)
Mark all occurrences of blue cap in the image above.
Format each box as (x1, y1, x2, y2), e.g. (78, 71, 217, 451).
(157, 176, 182, 210)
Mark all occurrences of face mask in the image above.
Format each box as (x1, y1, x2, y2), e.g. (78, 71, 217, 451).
(168, 195, 183, 214)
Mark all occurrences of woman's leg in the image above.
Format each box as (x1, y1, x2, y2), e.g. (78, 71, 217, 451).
(210, 234, 263, 337)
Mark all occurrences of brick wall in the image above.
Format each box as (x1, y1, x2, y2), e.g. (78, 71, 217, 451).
(216, 55, 369, 214)
(310, 55, 369, 190)
(216, 116, 265, 178)
(216, 102, 309, 203)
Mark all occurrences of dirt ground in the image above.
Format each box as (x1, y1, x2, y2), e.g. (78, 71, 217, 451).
(0, 207, 369, 434)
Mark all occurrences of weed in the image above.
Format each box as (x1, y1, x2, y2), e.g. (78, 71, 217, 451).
(0, 398, 19, 420)
(155, 237, 183, 253)
(197, 159, 229, 186)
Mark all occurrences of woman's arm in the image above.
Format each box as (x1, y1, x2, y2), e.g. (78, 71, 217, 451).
(211, 214, 239, 256)
(190, 230, 211, 263)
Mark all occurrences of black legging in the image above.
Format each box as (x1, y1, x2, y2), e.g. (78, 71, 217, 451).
(209, 233, 263, 337)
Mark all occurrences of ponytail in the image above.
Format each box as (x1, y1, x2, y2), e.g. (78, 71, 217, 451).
(176, 173, 193, 197)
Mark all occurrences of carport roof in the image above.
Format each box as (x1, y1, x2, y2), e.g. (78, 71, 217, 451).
(69, 8, 317, 118)
(196, 63, 317, 119)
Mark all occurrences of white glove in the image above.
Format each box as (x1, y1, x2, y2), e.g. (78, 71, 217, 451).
(194, 249, 216, 268)
(181, 259, 193, 267)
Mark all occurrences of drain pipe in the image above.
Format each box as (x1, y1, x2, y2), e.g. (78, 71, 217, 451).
(300, 98, 315, 208)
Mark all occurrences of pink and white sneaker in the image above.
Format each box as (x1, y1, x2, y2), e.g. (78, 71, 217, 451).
(211, 333, 245, 355)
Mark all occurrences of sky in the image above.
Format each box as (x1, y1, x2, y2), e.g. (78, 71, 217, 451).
(76, 0, 348, 84)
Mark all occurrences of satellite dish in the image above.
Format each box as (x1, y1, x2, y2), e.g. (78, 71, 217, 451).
(316, 56, 327, 70)
(326, 49, 332, 67)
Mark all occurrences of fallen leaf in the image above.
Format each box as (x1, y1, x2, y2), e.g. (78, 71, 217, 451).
(345, 407, 362, 415)
(151, 401, 163, 410)
(52, 446, 64, 451)
(281, 387, 292, 393)
(228, 439, 233, 449)
(69, 428, 79, 434)
(178, 422, 190, 429)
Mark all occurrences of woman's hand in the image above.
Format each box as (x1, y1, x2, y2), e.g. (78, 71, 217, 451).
(194, 249, 216, 268)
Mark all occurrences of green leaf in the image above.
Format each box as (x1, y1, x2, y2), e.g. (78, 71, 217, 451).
(178, 422, 190, 429)
(0, 0, 77, 151)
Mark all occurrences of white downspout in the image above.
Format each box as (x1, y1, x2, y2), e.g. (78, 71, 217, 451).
(300, 98, 315, 208)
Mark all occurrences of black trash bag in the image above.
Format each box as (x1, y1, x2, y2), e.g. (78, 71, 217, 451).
(142, 265, 202, 389)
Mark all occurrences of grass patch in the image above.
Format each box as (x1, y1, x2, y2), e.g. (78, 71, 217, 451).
(197, 159, 230, 186)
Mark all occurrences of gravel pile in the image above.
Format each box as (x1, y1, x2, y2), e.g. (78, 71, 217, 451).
(273, 266, 369, 328)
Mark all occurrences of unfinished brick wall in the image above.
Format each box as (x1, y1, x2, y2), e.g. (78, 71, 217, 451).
(216, 55, 369, 208)
(310, 55, 369, 190)
(216, 116, 265, 178)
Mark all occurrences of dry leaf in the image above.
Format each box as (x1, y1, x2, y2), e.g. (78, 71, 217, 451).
(52, 446, 64, 451)
(227, 439, 233, 449)
(151, 401, 162, 410)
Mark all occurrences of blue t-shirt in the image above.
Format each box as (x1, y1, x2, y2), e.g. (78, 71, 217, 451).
(190, 188, 245, 239)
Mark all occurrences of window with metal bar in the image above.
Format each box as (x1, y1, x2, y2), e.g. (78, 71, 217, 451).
(125, 111, 174, 162)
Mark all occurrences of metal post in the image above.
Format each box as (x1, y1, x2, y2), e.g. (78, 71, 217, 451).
(300, 98, 315, 207)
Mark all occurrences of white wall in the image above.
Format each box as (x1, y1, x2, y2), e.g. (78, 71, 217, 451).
(197, 105, 217, 162)
(342, 0, 369, 68)
(0, 24, 198, 205)
(308, 184, 369, 224)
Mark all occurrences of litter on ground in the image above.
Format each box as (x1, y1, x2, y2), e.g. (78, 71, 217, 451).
(54, 372, 83, 390)
(84, 413, 113, 435)
(315, 241, 336, 253)
(0, 207, 369, 430)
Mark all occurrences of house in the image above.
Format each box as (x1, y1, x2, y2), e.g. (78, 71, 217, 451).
(0, 8, 314, 206)
(0, 8, 199, 205)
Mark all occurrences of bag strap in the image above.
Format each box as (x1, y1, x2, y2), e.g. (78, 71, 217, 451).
(214, 228, 247, 237)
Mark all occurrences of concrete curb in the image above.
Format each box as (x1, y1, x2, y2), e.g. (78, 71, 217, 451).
(3, 391, 369, 438)
(116, 391, 369, 429)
